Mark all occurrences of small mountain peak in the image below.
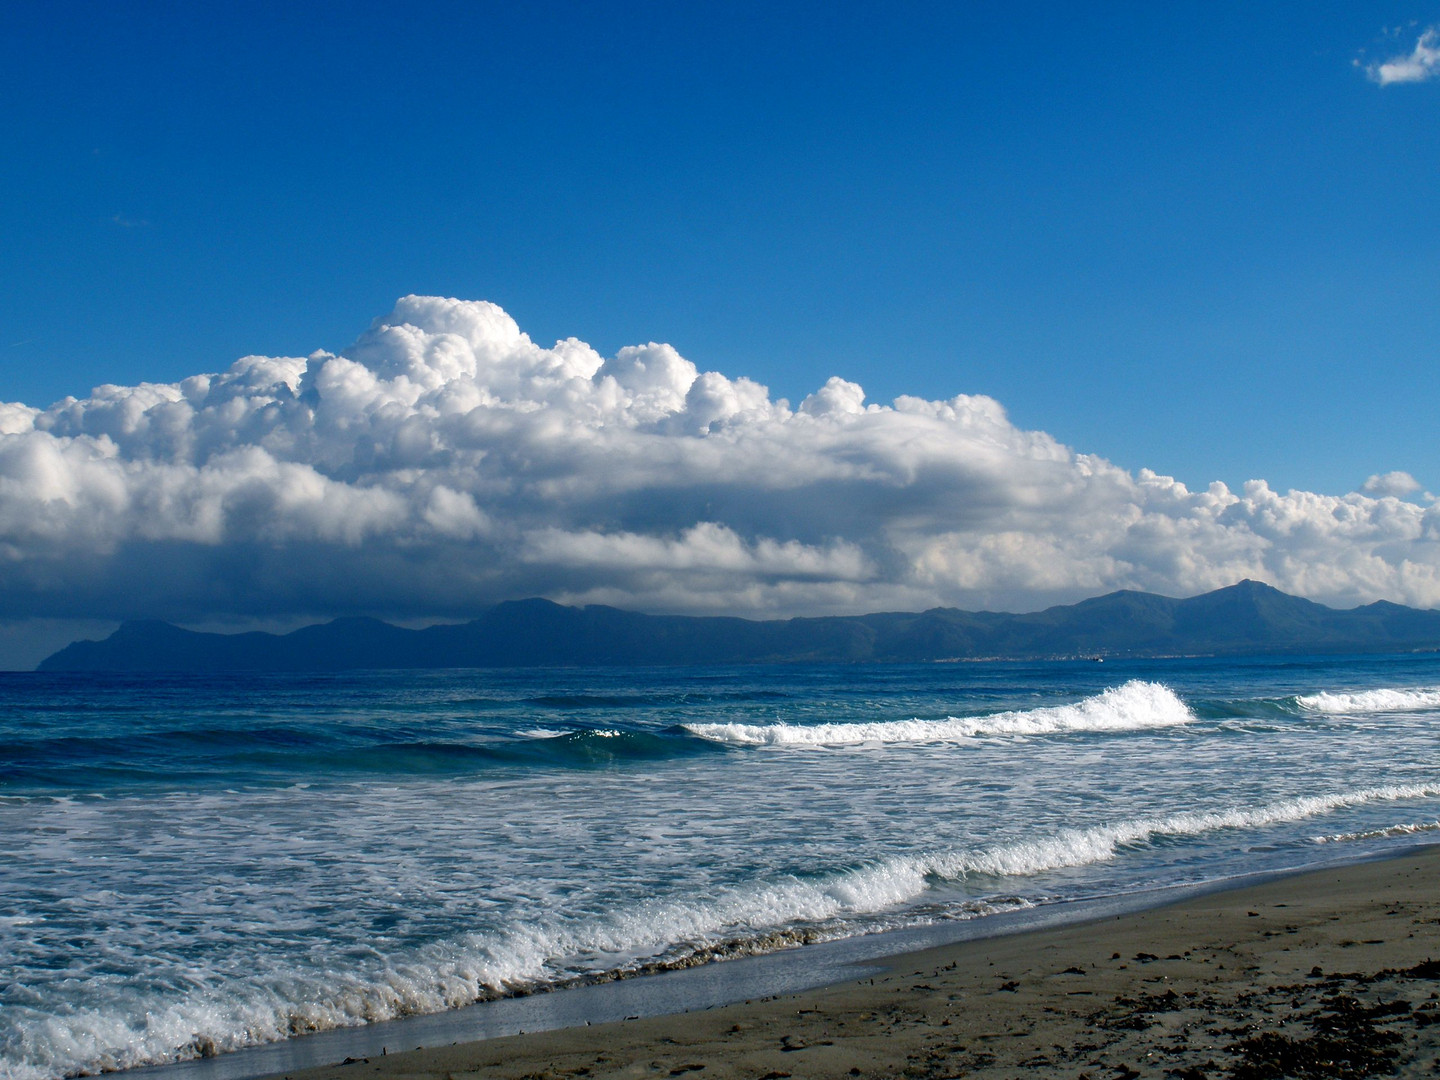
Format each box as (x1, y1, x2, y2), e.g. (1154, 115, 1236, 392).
(1225, 579, 1280, 594)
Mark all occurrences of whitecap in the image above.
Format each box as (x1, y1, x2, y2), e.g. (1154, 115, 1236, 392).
(1296, 687, 1440, 715)
(9, 780, 1439, 1080)
(1314, 820, 1440, 844)
(684, 680, 1193, 746)
(927, 782, 1440, 879)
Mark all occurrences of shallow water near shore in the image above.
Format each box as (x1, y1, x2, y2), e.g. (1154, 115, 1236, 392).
(3, 652, 1440, 1079)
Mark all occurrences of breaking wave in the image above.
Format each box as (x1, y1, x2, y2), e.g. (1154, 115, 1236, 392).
(1296, 687, 1440, 715)
(10, 779, 1439, 1080)
(1314, 820, 1440, 844)
(6, 779, 1438, 1080)
(684, 680, 1193, 746)
(928, 783, 1440, 879)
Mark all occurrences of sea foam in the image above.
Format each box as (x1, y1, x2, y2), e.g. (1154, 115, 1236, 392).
(8, 660, 1440, 1080)
(684, 680, 1193, 746)
(5, 779, 1438, 1080)
(1315, 820, 1440, 844)
(923, 783, 1440, 879)
(1296, 686, 1440, 714)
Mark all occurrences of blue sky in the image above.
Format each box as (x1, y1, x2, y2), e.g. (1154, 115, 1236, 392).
(4, 1, 1436, 495)
(1, 2, 1438, 667)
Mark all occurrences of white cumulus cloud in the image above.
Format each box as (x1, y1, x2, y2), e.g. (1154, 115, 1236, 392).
(1364, 25, 1440, 84)
(1363, 470, 1423, 498)
(0, 295, 1437, 627)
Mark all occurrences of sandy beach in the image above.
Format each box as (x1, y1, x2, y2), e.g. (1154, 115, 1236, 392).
(265, 846, 1440, 1080)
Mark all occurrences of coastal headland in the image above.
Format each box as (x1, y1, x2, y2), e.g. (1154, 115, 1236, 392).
(268, 846, 1440, 1080)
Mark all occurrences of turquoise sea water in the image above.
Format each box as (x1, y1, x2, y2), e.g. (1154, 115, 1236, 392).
(3, 654, 1439, 1079)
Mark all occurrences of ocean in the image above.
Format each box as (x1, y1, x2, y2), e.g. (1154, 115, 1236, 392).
(3, 653, 1439, 1080)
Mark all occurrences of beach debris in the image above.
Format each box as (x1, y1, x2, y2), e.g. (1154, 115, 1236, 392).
(1404, 958, 1440, 979)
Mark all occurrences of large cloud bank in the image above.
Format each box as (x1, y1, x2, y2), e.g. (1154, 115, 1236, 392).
(1, 295, 1436, 624)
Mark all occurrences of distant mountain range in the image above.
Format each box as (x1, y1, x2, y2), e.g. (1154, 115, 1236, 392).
(36, 581, 1440, 672)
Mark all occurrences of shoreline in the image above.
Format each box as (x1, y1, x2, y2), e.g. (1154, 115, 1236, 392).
(263, 844, 1440, 1080)
(113, 843, 1440, 1080)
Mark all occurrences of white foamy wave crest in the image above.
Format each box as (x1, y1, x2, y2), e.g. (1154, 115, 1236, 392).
(0, 860, 953, 1080)
(1297, 687, 1440, 715)
(684, 680, 1193, 746)
(924, 783, 1440, 880)
(9, 780, 1440, 1080)
(1314, 821, 1440, 844)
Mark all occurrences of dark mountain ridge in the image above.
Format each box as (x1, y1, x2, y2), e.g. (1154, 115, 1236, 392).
(37, 581, 1440, 672)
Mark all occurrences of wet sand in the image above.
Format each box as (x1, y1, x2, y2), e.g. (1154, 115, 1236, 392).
(269, 846, 1440, 1080)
